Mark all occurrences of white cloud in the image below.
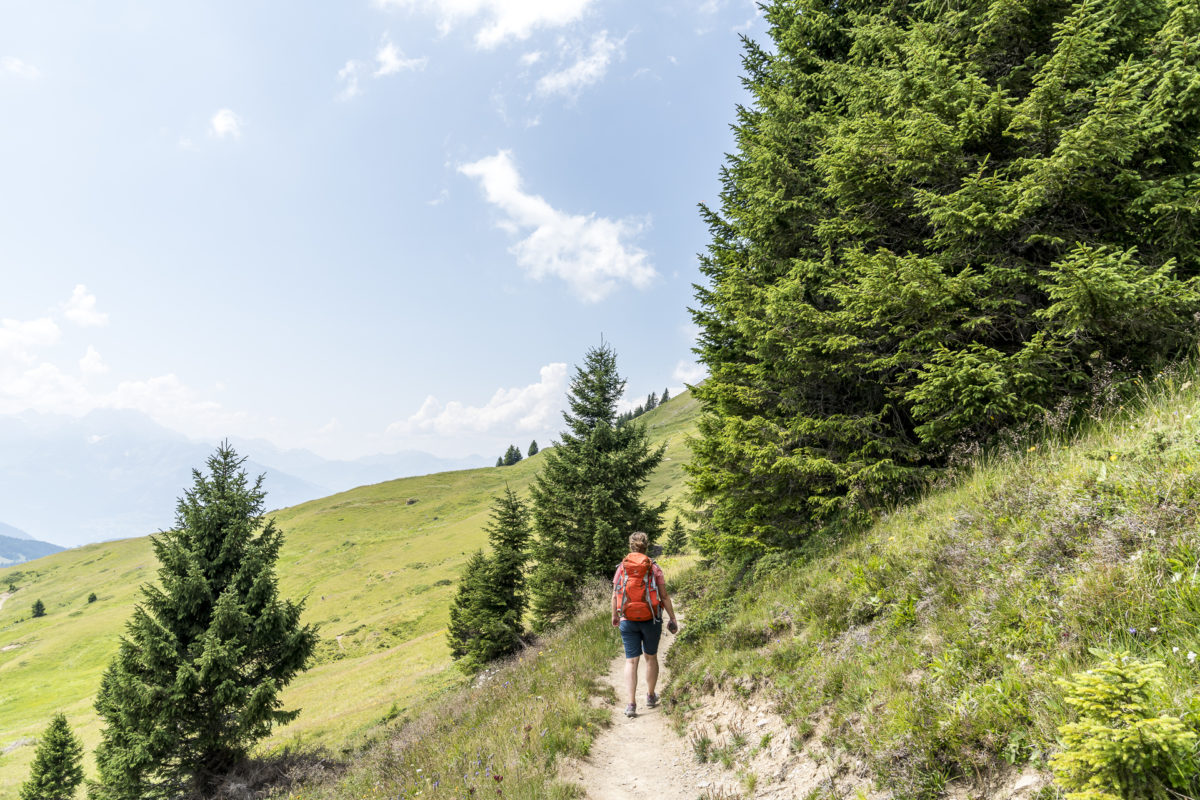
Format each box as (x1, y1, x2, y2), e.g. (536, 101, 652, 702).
(673, 359, 707, 386)
(389, 362, 568, 437)
(337, 60, 363, 100)
(375, 37, 427, 76)
(1, 56, 40, 79)
(536, 31, 621, 97)
(520, 51, 543, 66)
(0, 317, 60, 363)
(79, 346, 108, 376)
(374, 0, 594, 49)
(458, 150, 656, 302)
(63, 284, 108, 327)
(209, 108, 242, 139)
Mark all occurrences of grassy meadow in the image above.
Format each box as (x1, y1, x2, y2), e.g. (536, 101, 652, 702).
(667, 373, 1200, 797)
(0, 391, 699, 798)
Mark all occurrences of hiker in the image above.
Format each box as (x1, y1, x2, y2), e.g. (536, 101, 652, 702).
(612, 531, 679, 718)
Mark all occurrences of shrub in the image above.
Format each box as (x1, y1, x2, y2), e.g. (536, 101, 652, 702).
(1050, 653, 1200, 800)
(30, 599, 44, 618)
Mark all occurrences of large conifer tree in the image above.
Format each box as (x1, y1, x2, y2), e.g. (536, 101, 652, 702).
(92, 444, 317, 799)
(19, 714, 83, 800)
(528, 344, 665, 630)
(689, 0, 1200, 557)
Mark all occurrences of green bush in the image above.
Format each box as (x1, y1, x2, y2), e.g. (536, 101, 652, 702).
(1050, 653, 1200, 800)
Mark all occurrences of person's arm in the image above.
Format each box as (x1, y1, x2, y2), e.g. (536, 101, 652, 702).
(611, 589, 621, 627)
(656, 566, 679, 632)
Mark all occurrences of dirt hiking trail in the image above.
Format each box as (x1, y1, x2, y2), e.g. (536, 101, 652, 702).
(563, 624, 727, 800)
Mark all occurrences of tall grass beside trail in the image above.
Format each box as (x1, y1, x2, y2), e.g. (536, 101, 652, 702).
(279, 584, 619, 800)
(668, 368, 1200, 799)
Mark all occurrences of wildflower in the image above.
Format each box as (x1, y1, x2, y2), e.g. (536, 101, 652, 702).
(1190, 652, 1197, 663)
(1109, 454, 1118, 461)
(1028, 445, 1037, 452)
(1174, 647, 1180, 653)
(1151, 627, 1158, 633)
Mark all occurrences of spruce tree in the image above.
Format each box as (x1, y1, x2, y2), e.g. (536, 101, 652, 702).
(528, 344, 666, 630)
(663, 516, 689, 556)
(503, 444, 523, 466)
(31, 599, 44, 618)
(528, 440, 539, 457)
(661, 387, 670, 405)
(645, 392, 658, 411)
(446, 549, 493, 670)
(496, 456, 504, 468)
(19, 714, 83, 800)
(445, 488, 531, 671)
(690, 0, 1200, 558)
(92, 443, 317, 799)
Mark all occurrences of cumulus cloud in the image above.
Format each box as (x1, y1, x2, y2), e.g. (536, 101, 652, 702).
(458, 150, 656, 302)
(1, 56, 40, 79)
(375, 0, 594, 49)
(79, 345, 108, 376)
(536, 31, 621, 97)
(63, 284, 108, 327)
(375, 37, 427, 76)
(389, 362, 568, 437)
(209, 108, 242, 139)
(673, 359, 707, 386)
(0, 317, 60, 363)
(0, 287, 247, 438)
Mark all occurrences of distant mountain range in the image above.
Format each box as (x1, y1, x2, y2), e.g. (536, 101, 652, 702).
(0, 522, 64, 566)
(0, 410, 483, 548)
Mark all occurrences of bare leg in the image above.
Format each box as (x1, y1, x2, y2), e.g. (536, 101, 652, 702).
(645, 653, 659, 697)
(625, 656, 641, 705)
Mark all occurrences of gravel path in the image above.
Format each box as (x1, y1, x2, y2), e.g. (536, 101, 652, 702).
(565, 622, 723, 800)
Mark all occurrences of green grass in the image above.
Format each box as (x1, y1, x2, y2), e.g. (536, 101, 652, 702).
(0, 391, 699, 798)
(667, 371, 1200, 798)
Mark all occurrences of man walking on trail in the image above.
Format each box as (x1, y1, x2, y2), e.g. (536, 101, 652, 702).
(612, 531, 679, 718)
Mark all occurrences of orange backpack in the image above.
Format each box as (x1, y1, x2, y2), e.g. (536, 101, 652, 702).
(617, 553, 661, 622)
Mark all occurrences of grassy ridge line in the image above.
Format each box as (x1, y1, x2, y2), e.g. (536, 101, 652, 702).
(667, 373, 1200, 797)
(0, 391, 699, 798)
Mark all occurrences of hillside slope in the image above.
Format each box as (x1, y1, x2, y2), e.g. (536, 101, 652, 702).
(666, 376, 1200, 798)
(0, 391, 698, 798)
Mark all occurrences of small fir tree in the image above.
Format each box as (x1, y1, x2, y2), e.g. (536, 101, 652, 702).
(663, 516, 689, 555)
(645, 391, 658, 411)
(660, 387, 670, 405)
(446, 488, 532, 671)
(528, 440, 539, 456)
(87, 593, 97, 604)
(503, 444, 523, 466)
(92, 443, 317, 799)
(31, 599, 45, 618)
(19, 713, 84, 800)
(496, 456, 504, 468)
(528, 344, 666, 630)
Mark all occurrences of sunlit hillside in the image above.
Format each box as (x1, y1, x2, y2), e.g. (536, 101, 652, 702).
(0, 390, 698, 798)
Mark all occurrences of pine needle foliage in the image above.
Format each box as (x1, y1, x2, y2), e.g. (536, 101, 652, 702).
(689, 0, 1200, 557)
(446, 487, 532, 672)
(19, 714, 83, 800)
(91, 443, 317, 800)
(528, 344, 666, 630)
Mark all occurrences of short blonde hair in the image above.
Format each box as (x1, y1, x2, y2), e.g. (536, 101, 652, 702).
(628, 531, 649, 554)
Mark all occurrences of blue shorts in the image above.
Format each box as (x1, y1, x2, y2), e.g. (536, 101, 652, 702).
(619, 618, 662, 659)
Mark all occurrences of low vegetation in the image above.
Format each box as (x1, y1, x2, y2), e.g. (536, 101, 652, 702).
(668, 372, 1200, 798)
(279, 584, 620, 800)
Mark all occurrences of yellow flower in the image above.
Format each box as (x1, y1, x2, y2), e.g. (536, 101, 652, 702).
(1110, 454, 1118, 461)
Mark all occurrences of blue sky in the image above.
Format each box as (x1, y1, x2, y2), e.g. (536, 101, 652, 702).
(0, 0, 762, 460)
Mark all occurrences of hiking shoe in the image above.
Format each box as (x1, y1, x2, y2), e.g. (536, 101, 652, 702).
(647, 692, 659, 708)
(624, 703, 637, 718)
